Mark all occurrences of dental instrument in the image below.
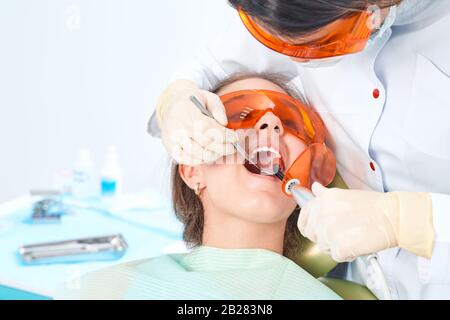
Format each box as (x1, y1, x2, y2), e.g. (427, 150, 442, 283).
(31, 198, 64, 223)
(190, 95, 275, 176)
(271, 164, 313, 207)
(18, 234, 128, 264)
(29, 190, 64, 223)
(284, 177, 314, 208)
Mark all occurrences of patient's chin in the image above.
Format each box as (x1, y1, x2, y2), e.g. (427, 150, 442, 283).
(238, 194, 295, 223)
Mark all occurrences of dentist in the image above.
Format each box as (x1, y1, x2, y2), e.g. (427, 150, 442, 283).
(149, 0, 450, 299)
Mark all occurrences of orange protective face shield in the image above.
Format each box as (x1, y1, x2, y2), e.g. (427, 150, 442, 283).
(238, 9, 374, 60)
(220, 90, 336, 193)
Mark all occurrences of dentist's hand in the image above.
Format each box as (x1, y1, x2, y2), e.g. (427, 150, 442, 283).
(156, 80, 238, 165)
(298, 182, 434, 262)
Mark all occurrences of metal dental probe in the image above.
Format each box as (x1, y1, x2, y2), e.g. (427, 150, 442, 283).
(190, 95, 276, 177)
(272, 164, 313, 207)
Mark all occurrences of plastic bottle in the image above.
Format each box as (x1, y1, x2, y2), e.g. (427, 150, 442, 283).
(72, 148, 97, 199)
(53, 170, 73, 196)
(100, 146, 122, 197)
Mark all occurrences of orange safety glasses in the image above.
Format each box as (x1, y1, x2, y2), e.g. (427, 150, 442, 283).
(238, 8, 374, 60)
(220, 90, 336, 192)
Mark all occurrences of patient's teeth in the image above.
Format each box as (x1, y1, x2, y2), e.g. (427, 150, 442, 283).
(250, 146, 281, 158)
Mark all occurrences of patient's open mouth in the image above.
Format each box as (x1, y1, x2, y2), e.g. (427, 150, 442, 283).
(244, 146, 285, 176)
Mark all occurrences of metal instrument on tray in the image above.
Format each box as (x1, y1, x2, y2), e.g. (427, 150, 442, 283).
(18, 234, 128, 264)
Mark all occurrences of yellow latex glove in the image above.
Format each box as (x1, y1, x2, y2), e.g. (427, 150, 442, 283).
(156, 79, 238, 165)
(298, 182, 435, 262)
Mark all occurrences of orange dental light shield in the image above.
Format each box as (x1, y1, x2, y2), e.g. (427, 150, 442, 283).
(220, 90, 336, 194)
(238, 9, 374, 60)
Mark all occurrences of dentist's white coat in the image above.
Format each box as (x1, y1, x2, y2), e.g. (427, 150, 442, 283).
(159, 0, 450, 299)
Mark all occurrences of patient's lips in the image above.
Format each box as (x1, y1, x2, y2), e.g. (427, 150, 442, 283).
(244, 145, 285, 176)
(250, 146, 280, 174)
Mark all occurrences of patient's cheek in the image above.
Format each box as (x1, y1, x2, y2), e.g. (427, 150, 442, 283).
(284, 134, 307, 166)
(202, 165, 238, 199)
(203, 163, 233, 177)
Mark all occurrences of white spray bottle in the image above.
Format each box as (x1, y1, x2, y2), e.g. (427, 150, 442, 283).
(72, 148, 97, 200)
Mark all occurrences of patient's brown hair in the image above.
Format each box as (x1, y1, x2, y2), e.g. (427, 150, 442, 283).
(171, 74, 303, 259)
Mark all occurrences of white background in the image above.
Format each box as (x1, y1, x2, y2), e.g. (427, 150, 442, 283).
(0, 0, 234, 202)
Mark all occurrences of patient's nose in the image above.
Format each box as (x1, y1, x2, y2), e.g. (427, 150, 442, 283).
(254, 112, 284, 136)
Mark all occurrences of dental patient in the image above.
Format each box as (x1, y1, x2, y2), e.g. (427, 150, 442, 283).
(57, 76, 341, 300)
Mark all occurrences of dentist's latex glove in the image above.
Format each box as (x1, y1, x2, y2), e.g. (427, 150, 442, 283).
(156, 79, 238, 165)
(298, 182, 435, 262)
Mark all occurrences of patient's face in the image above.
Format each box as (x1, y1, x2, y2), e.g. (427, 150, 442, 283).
(200, 78, 307, 224)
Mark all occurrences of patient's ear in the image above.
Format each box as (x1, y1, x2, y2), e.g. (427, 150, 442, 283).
(178, 165, 205, 190)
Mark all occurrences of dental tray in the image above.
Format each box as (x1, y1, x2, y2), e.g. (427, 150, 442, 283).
(18, 234, 128, 265)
